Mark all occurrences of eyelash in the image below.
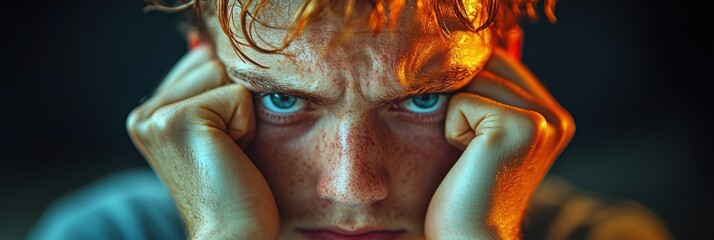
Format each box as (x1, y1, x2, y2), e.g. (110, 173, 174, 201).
(398, 108, 446, 123)
(254, 92, 451, 124)
(254, 92, 310, 124)
(389, 96, 450, 124)
(258, 108, 304, 124)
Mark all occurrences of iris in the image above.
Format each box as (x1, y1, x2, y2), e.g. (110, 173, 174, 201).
(269, 93, 297, 109)
(412, 94, 439, 109)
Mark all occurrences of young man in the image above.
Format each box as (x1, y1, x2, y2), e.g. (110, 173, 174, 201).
(124, 0, 574, 239)
(28, 0, 670, 239)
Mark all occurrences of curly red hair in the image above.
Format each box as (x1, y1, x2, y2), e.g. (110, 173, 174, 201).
(144, 0, 556, 67)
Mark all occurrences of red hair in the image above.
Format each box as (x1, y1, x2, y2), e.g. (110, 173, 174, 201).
(144, 0, 556, 67)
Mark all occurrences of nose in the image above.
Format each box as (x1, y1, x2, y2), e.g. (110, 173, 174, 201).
(316, 117, 389, 208)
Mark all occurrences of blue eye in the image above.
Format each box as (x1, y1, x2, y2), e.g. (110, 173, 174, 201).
(400, 93, 448, 113)
(260, 93, 307, 113)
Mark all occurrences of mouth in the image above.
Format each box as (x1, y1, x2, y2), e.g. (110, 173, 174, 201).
(297, 227, 405, 240)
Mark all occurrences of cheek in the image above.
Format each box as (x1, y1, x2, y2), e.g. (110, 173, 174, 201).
(245, 117, 462, 220)
(247, 118, 461, 188)
(383, 121, 461, 203)
(245, 121, 319, 206)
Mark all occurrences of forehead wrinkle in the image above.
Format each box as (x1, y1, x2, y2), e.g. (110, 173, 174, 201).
(408, 47, 481, 87)
(419, 67, 477, 89)
(359, 58, 475, 104)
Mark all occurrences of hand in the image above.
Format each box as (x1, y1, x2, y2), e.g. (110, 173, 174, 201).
(126, 45, 279, 239)
(425, 48, 576, 239)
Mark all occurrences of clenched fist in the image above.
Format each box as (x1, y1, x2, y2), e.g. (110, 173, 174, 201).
(126, 45, 279, 239)
(426, 48, 575, 239)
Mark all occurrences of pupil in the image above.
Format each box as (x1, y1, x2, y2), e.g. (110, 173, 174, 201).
(270, 93, 297, 109)
(412, 94, 438, 108)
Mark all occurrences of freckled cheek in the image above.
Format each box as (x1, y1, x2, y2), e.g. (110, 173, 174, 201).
(244, 123, 319, 205)
(385, 123, 461, 203)
(244, 118, 463, 215)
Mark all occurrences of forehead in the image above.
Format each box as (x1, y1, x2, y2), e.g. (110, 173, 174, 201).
(205, 0, 494, 101)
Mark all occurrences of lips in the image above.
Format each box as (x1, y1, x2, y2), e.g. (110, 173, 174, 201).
(297, 228, 405, 240)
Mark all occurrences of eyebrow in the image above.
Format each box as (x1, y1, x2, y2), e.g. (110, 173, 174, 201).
(227, 67, 471, 105)
(228, 68, 338, 105)
(388, 67, 475, 101)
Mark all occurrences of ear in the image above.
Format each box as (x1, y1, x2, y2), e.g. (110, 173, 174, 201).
(501, 26, 524, 60)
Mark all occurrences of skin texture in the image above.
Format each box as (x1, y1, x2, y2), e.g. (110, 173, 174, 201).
(126, 1, 575, 239)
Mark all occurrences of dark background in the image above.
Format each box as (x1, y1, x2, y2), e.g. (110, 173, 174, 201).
(1, 0, 710, 239)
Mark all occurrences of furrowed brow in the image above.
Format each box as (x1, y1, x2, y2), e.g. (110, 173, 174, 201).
(380, 67, 474, 103)
(227, 68, 334, 105)
(228, 67, 472, 105)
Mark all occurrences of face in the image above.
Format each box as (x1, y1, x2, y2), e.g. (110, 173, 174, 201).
(204, 1, 493, 239)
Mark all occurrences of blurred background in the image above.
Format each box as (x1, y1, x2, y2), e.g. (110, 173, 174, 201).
(1, 0, 710, 239)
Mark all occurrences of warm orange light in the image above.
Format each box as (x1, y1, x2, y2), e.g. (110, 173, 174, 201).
(394, 3, 493, 96)
(448, 31, 492, 73)
(462, 0, 484, 23)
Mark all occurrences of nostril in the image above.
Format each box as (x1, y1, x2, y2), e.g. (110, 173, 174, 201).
(316, 170, 389, 208)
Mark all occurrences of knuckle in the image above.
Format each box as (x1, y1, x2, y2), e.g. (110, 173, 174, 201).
(556, 109, 576, 138)
(445, 93, 474, 116)
(148, 104, 188, 134)
(126, 107, 144, 134)
(513, 109, 547, 137)
(126, 105, 156, 143)
(449, 92, 470, 105)
(539, 105, 576, 139)
(526, 109, 547, 128)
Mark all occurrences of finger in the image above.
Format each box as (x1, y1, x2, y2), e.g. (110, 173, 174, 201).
(179, 83, 257, 144)
(428, 92, 549, 238)
(465, 52, 575, 141)
(154, 45, 214, 94)
(132, 83, 256, 153)
(464, 70, 562, 128)
(483, 47, 560, 107)
(149, 59, 227, 111)
(127, 60, 240, 163)
(136, 84, 276, 237)
(456, 71, 574, 163)
(444, 92, 546, 151)
(136, 59, 227, 122)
